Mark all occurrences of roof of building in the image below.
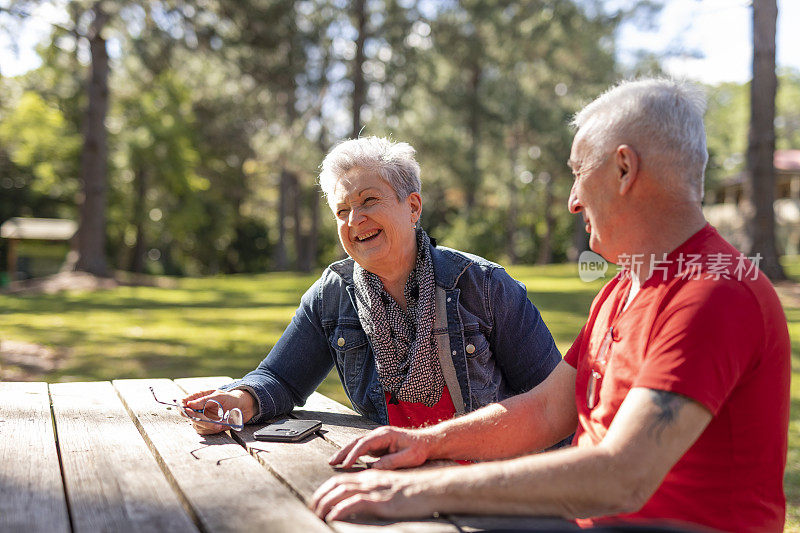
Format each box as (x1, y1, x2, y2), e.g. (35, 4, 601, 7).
(775, 149, 800, 171)
(0, 218, 78, 240)
(716, 149, 800, 186)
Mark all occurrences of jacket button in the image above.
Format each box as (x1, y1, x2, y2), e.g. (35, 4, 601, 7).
(337, 337, 345, 347)
(466, 344, 476, 354)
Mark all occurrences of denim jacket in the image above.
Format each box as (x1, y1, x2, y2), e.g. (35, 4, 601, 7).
(221, 244, 561, 425)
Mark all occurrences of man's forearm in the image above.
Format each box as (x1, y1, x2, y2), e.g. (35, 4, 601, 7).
(412, 387, 711, 519)
(422, 380, 577, 461)
(411, 445, 639, 519)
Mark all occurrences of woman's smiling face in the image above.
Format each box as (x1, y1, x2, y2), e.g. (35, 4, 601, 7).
(330, 166, 421, 279)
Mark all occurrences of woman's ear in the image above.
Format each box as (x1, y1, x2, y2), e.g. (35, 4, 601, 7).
(616, 145, 639, 196)
(407, 192, 422, 224)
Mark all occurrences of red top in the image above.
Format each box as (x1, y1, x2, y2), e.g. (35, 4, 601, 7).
(565, 225, 790, 532)
(385, 385, 457, 428)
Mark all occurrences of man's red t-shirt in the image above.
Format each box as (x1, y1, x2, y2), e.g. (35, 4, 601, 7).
(564, 225, 790, 532)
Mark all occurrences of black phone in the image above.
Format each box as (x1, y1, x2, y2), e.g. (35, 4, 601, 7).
(253, 418, 322, 442)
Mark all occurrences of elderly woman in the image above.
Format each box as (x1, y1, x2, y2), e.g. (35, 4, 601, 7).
(183, 136, 561, 434)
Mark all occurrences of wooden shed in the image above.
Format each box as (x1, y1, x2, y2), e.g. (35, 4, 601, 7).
(0, 218, 78, 282)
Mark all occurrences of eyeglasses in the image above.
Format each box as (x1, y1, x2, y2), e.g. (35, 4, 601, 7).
(586, 326, 614, 410)
(150, 387, 244, 431)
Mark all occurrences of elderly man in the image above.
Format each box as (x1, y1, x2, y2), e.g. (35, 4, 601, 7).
(310, 79, 790, 532)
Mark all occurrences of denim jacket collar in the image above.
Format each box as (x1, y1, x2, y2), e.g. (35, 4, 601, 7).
(328, 244, 474, 290)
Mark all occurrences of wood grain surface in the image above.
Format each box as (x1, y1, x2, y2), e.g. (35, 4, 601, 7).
(50, 381, 198, 533)
(116, 377, 332, 533)
(4, 377, 572, 533)
(176, 379, 457, 532)
(0, 382, 70, 533)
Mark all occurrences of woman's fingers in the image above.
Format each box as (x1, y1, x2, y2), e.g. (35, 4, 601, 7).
(179, 389, 247, 435)
(191, 420, 226, 435)
(181, 389, 215, 409)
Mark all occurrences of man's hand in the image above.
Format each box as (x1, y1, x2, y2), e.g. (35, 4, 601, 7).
(181, 389, 257, 435)
(329, 426, 436, 470)
(311, 469, 434, 521)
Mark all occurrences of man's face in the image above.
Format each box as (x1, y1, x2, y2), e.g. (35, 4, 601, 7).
(567, 131, 620, 261)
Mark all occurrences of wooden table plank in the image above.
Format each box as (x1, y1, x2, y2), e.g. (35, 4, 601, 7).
(0, 382, 70, 533)
(292, 394, 579, 532)
(294, 392, 381, 449)
(242, 393, 458, 532)
(172, 376, 232, 395)
(172, 379, 562, 531)
(235, 421, 349, 502)
(50, 381, 199, 533)
(116, 378, 332, 533)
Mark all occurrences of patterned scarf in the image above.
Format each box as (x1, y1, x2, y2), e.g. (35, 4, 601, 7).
(352, 228, 444, 406)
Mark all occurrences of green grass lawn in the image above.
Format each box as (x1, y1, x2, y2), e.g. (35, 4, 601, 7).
(0, 261, 798, 528)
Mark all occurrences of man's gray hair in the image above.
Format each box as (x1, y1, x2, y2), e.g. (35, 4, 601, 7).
(319, 136, 421, 203)
(571, 78, 709, 202)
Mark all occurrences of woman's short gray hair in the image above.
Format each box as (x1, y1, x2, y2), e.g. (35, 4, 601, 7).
(571, 78, 709, 202)
(319, 136, 421, 203)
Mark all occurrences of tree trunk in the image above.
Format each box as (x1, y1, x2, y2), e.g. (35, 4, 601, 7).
(291, 170, 303, 270)
(465, 62, 482, 214)
(537, 177, 554, 264)
(302, 127, 328, 272)
(351, 0, 367, 138)
(129, 165, 147, 273)
(274, 168, 291, 270)
(306, 189, 319, 272)
(75, 2, 110, 277)
(505, 136, 519, 264)
(297, 183, 319, 273)
(743, 0, 785, 280)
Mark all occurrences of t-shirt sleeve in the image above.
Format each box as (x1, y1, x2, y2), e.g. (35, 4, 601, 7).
(634, 280, 762, 415)
(564, 324, 587, 368)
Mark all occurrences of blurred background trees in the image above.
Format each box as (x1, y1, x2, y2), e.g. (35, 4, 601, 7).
(0, 0, 795, 277)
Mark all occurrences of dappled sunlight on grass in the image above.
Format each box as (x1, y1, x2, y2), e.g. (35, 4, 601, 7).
(0, 271, 320, 384)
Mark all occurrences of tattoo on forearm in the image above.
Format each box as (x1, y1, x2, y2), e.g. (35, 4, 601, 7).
(645, 390, 688, 443)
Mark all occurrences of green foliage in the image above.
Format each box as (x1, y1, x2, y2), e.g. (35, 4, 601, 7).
(704, 81, 749, 189)
(704, 69, 800, 194)
(371, 0, 620, 263)
(0, 91, 81, 200)
(110, 70, 211, 274)
(0, 0, 681, 274)
(777, 68, 800, 151)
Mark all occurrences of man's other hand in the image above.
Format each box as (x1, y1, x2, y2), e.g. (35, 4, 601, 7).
(311, 469, 433, 521)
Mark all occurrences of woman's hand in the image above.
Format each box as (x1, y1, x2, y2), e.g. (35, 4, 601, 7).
(328, 426, 435, 470)
(181, 389, 257, 435)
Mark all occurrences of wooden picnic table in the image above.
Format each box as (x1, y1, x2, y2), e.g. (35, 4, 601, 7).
(0, 377, 577, 532)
